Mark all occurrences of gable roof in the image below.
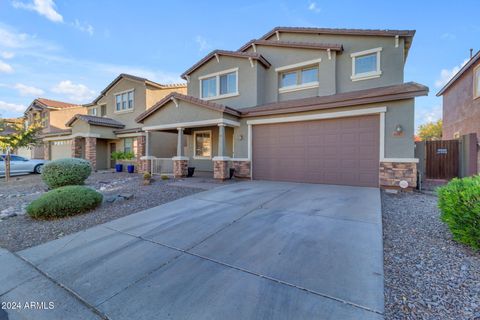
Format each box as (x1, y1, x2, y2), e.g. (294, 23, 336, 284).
(92, 73, 187, 104)
(240, 82, 429, 116)
(259, 26, 416, 59)
(238, 39, 343, 52)
(436, 51, 480, 96)
(260, 26, 416, 39)
(34, 98, 81, 110)
(135, 92, 241, 123)
(66, 114, 125, 128)
(180, 50, 271, 80)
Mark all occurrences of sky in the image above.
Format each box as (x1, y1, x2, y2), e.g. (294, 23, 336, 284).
(0, 0, 479, 130)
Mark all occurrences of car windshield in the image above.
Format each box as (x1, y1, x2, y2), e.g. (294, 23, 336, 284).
(10, 156, 26, 161)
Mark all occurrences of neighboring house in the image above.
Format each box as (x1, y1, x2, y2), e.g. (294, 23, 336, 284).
(437, 50, 480, 173)
(136, 27, 428, 188)
(22, 98, 86, 159)
(43, 74, 186, 170)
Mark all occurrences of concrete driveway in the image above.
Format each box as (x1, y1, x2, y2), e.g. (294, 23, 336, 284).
(0, 181, 384, 320)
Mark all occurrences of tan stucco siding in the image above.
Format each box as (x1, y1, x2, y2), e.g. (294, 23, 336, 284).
(233, 99, 415, 159)
(146, 86, 187, 109)
(48, 107, 86, 131)
(141, 100, 226, 127)
(93, 78, 148, 129)
(70, 121, 117, 139)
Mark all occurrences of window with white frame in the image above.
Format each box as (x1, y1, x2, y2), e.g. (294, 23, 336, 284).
(474, 66, 480, 99)
(351, 47, 382, 81)
(115, 90, 134, 112)
(194, 130, 212, 158)
(200, 69, 238, 99)
(276, 59, 321, 93)
(88, 107, 97, 116)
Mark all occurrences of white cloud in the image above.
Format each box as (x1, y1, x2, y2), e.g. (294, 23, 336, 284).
(195, 35, 211, 52)
(12, 0, 63, 23)
(72, 19, 94, 36)
(0, 60, 14, 73)
(308, 1, 321, 13)
(0, 27, 29, 48)
(14, 83, 44, 96)
(0, 51, 15, 59)
(51, 80, 95, 102)
(417, 105, 442, 126)
(0, 25, 58, 52)
(435, 58, 469, 88)
(441, 33, 456, 40)
(0, 100, 26, 113)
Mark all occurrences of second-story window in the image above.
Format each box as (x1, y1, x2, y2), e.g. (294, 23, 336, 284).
(351, 47, 382, 81)
(115, 90, 134, 112)
(88, 108, 97, 116)
(279, 67, 319, 90)
(200, 68, 238, 100)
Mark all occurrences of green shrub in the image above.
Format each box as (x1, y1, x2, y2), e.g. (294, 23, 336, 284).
(437, 176, 480, 250)
(27, 185, 103, 219)
(41, 158, 92, 189)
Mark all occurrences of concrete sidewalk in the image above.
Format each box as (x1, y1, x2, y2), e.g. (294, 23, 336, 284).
(0, 181, 384, 320)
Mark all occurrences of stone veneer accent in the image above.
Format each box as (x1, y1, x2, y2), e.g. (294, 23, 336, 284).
(43, 142, 51, 160)
(379, 161, 417, 189)
(85, 137, 97, 170)
(71, 137, 83, 158)
(231, 160, 251, 178)
(173, 159, 188, 178)
(213, 160, 230, 180)
(136, 136, 148, 172)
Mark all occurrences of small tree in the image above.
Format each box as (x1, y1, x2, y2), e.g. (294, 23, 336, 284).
(417, 119, 443, 141)
(0, 123, 40, 182)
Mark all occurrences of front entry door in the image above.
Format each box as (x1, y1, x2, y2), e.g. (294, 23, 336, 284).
(109, 143, 116, 168)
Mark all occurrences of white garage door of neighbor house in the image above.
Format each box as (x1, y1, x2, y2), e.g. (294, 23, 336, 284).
(252, 115, 380, 187)
(50, 140, 72, 160)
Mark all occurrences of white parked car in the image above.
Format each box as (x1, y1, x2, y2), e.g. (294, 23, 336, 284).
(0, 155, 47, 177)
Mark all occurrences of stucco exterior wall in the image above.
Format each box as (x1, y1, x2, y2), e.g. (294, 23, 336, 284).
(263, 32, 405, 93)
(187, 56, 262, 108)
(93, 78, 148, 129)
(70, 121, 117, 139)
(442, 61, 480, 139)
(48, 107, 86, 131)
(146, 85, 187, 109)
(140, 100, 227, 127)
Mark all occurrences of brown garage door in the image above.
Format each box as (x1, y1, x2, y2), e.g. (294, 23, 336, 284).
(252, 115, 380, 187)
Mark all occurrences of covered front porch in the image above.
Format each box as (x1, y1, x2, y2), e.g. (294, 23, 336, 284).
(136, 92, 248, 180)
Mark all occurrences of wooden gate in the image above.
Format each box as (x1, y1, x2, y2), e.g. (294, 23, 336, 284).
(426, 140, 459, 179)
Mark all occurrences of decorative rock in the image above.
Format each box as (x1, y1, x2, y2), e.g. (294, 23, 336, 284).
(119, 193, 133, 200)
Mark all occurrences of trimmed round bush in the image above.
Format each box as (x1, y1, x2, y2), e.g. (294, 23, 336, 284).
(27, 185, 103, 219)
(41, 158, 92, 189)
(438, 176, 480, 250)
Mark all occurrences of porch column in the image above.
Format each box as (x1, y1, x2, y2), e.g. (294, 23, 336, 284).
(145, 131, 151, 157)
(71, 137, 83, 158)
(177, 127, 184, 157)
(218, 123, 226, 157)
(173, 127, 188, 178)
(85, 137, 97, 171)
(139, 131, 152, 173)
(213, 123, 230, 180)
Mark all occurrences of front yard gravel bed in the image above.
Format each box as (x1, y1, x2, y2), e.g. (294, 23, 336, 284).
(382, 191, 480, 320)
(0, 172, 203, 252)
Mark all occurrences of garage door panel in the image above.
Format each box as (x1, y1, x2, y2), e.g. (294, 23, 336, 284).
(252, 115, 379, 187)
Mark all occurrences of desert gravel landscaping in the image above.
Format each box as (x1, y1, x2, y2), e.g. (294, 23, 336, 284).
(0, 172, 204, 252)
(382, 190, 480, 320)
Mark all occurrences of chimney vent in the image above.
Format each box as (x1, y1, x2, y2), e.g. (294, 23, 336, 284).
(470, 48, 474, 59)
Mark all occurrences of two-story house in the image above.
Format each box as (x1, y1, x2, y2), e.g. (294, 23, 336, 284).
(40, 74, 187, 170)
(135, 27, 428, 188)
(437, 50, 480, 174)
(21, 98, 86, 159)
